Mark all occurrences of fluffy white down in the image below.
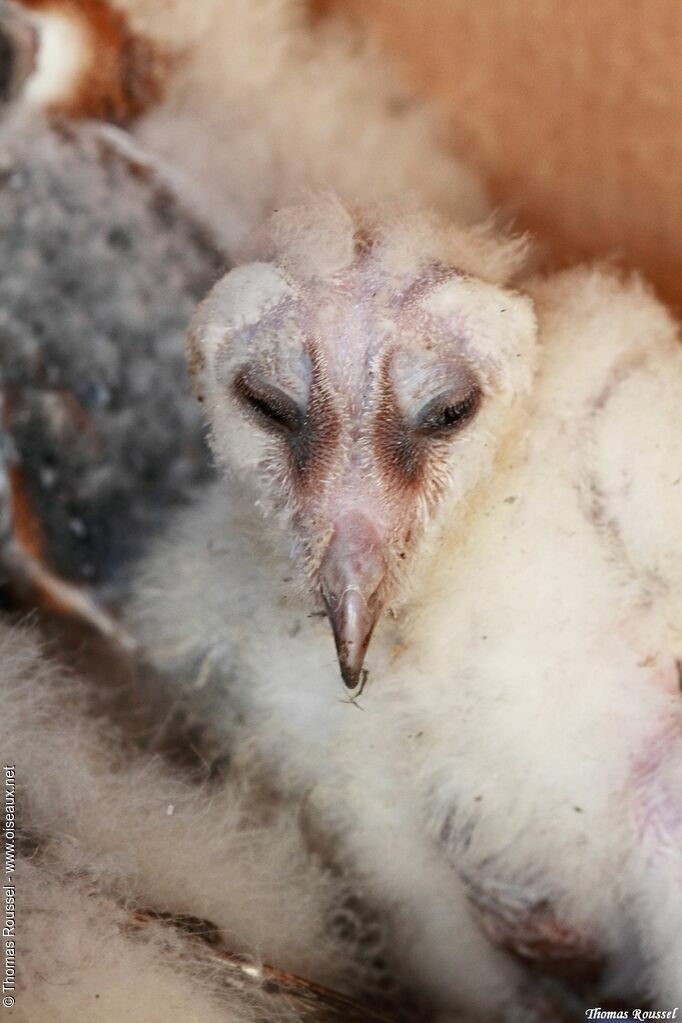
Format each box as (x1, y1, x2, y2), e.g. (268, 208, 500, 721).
(0, 621, 385, 1023)
(107, 0, 489, 253)
(12, 861, 257, 1023)
(129, 265, 682, 1019)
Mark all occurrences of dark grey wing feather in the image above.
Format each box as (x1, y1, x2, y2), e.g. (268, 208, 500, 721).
(0, 118, 225, 618)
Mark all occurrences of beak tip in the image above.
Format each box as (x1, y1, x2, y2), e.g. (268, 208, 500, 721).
(323, 590, 377, 690)
(319, 514, 387, 693)
(339, 659, 363, 690)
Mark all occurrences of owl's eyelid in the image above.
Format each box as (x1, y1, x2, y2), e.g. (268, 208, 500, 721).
(415, 385, 481, 433)
(233, 370, 305, 432)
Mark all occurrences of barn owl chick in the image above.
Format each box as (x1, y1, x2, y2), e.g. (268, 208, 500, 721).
(188, 197, 533, 687)
(131, 200, 682, 1020)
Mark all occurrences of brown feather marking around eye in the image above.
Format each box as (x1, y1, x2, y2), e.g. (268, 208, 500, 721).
(289, 344, 340, 485)
(232, 346, 340, 485)
(373, 359, 427, 488)
(373, 356, 483, 489)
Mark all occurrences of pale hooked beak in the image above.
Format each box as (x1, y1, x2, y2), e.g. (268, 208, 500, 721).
(319, 512, 387, 689)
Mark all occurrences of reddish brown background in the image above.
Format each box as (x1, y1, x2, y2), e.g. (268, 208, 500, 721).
(322, 0, 681, 311)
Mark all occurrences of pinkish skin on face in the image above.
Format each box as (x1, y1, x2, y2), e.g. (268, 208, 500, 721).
(204, 247, 500, 687)
(236, 260, 484, 687)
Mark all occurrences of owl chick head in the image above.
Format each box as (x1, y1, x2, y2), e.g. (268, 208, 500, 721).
(189, 195, 537, 688)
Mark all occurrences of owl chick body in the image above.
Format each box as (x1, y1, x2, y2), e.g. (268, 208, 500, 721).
(129, 219, 682, 1019)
